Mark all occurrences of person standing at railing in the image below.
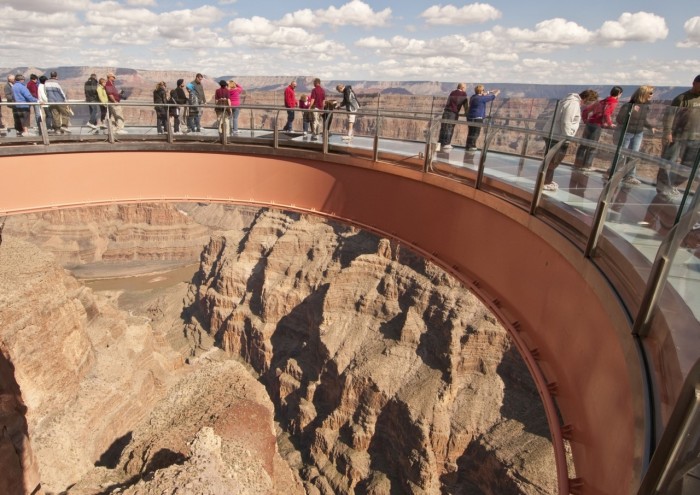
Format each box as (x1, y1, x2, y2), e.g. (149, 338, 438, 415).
(214, 80, 231, 135)
(37, 76, 53, 132)
(190, 73, 206, 107)
(308, 78, 326, 141)
(574, 86, 623, 170)
(26, 74, 40, 132)
(5, 75, 18, 136)
(656, 74, 700, 199)
(282, 80, 297, 133)
(172, 79, 188, 134)
(186, 82, 201, 133)
(228, 80, 243, 135)
(610, 85, 655, 186)
(96, 78, 108, 132)
(45, 71, 72, 135)
(11, 74, 37, 137)
(84, 73, 100, 130)
(438, 82, 469, 151)
(299, 94, 312, 136)
(542, 89, 599, 192)
(105, 72, 127, 134)
(466, 85, 499, 151)
(336, 83, 361, 141)
(153, 81, 169, 134)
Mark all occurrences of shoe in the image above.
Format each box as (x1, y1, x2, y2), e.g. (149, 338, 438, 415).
(341, 135, 352, 141)
(543, 182, 559, 192)
(87, 123, 98, 129)
(442, 144, 453, 150)
(99, 124, 108, 129)
(622, 176, 641, 185)
(62, 128, 72, 134)
(311, 135, 319, 141)
(467, 147, 478, 151)
(116, 129, 128, 134)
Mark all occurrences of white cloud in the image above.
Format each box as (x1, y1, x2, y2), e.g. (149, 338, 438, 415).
(677, 16, 700, 48)
(597, 12, 668, 43)
(278, 9, 316, 29)
(501, 18, 593, 45)
(420, 3, 501, 26)
(315, 0, 391, 27)
(127, 0, 156, 6)
(0, 6, 80, 31)
(229, 16, 276, 36)
(355, 36, 392, 49)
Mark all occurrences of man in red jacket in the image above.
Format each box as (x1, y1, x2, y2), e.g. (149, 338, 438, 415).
(282, 80, 297, 132)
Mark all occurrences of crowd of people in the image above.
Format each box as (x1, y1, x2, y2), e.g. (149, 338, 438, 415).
(1, 71, 699, 200)
(0, 72, 362, 141)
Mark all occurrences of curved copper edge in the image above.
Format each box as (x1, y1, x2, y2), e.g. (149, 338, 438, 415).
(0, 150, 651, 494)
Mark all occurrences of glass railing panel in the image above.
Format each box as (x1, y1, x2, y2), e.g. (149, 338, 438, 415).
(371, 112, 430, 169)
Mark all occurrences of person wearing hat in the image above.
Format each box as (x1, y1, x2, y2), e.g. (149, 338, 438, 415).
(656, 74, 700, 198)
(105, 72, 127, 134)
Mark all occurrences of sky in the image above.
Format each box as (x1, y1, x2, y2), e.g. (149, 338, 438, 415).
(1, 0, 698, 86)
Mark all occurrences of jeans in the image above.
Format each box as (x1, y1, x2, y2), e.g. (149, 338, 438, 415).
(574, 123, 602, 168)
(466, 117, 482, 148)
(438, 110, 458, 145)
(230, 107, 240, 133)
(543, 138, 570, 184)
(88, 104, 99, 125)
(619, 131, 644, 178)
(187, 113, 201, 132)
(283, 109, 295, 131)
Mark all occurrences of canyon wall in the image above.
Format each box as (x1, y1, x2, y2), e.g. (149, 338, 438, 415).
(185, 208, 558, 494)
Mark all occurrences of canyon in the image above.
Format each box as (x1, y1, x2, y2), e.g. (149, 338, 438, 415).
(0, 203, 563, 494)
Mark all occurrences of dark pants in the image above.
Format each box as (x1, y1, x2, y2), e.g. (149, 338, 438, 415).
(156, 110, 169, 133)
(656, 139, 700, 193)
(466, 117, 483, 148)
(88, 104, 99, 125)
(438, 109, 458, 145)
(543, 138, 570, 184)
(574, 123, 602, 168)
(13, 108, 30, 134)
(283, 109, 295, 131)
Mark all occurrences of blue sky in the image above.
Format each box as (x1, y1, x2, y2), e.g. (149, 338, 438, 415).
(1, 0, 698, 85)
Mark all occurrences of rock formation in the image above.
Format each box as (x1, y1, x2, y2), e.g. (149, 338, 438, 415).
(3, 204, 212, 268)
(185, 208, 558, 494)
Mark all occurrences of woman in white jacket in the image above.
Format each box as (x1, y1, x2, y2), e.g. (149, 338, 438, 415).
(542, 89, 599, 192)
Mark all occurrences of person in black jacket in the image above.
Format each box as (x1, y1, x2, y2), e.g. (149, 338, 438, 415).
(172, 78, 189, 133)
(335, 83, 360, 140)
(84, 73, 100, 129)
(153, 81, 169, 134)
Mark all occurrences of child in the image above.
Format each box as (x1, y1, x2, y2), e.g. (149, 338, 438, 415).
(299, 94, 312, 136)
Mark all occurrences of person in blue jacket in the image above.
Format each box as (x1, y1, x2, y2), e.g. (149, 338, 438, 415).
(11, 74, 38, 137)
(466, 85, 500, 151)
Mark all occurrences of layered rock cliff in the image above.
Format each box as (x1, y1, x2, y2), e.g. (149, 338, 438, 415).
(3, 204, 212, 268)
(0, 233, 300, 494)
(185, 208, 557, 494)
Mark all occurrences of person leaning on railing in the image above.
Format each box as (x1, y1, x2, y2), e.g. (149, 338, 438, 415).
(466, 85, 499, 151)
(542, 89, 599, 192)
